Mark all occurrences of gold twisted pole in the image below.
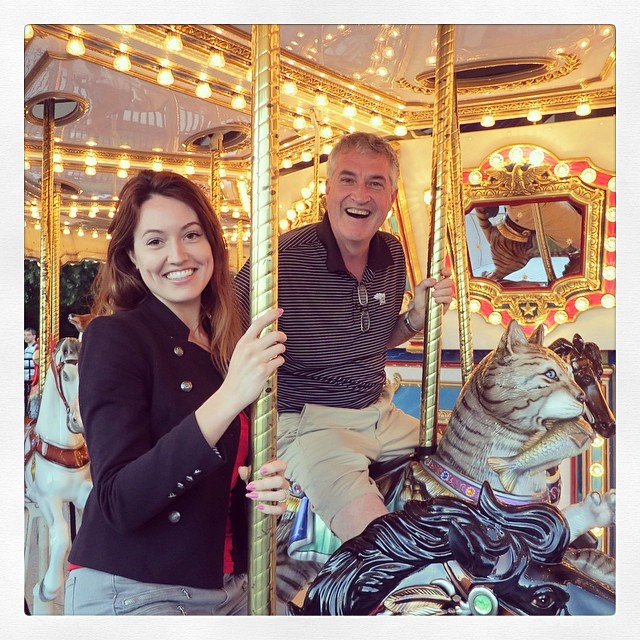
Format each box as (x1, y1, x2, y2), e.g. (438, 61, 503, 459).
(419, 25, 455, 453)
(235, 221, 244, 273)
(38, 98, 55, 383)
(209, 131, 223, 214)
(310, 108, 321, 222)
(50, 188, 61, 341)
(248, 23, 280, 616)
(447, 90, 474, 382)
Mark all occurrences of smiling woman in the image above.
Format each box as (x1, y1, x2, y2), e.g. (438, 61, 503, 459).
(62, 170, 290, 616)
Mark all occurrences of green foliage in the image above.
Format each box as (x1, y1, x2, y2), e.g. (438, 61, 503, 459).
(24, 259, 101, 338)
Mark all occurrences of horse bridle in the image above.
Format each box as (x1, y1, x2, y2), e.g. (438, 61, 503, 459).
(50, 352, 78, 424)
(24, 346, 89, 471)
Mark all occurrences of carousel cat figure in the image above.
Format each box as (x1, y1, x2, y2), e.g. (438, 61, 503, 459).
(276, 320, 616, 608)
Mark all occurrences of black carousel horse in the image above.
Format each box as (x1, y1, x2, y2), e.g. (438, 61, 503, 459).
(289, 484, 615, 616)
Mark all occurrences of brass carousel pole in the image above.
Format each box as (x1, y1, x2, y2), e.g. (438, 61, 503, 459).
(209, 131, 223, 213)
(248, 23, 280, 616)
(236, 221, 245, 273)
(309, 108, 321, 222)
(50, 187, 61, 341)
(37, 98, 56, 383)
(418, 25, 456, 455)
(447, 90, 474, 382)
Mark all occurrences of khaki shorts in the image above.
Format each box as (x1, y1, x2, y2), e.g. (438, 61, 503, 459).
(277, 384, 418, 532)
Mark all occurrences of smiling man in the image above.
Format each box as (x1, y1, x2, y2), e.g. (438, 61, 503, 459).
(235, 132, 452, 541)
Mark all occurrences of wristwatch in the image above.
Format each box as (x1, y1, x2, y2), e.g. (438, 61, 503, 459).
(403, 311, 421, 333)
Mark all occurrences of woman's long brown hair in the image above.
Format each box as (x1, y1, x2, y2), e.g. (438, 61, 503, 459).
(91, 170, 242, 373)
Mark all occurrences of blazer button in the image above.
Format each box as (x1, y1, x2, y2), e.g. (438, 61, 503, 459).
(168, 510, 181, 523)
(174, 346, 184, 356)
(180, 380, 193, 392)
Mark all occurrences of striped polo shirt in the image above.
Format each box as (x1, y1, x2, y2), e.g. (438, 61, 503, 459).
(234, 214, 407, 413)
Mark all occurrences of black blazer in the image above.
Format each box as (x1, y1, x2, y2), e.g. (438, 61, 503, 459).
(69, 294, 248, 589)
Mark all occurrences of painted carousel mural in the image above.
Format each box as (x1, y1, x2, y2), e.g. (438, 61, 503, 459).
(23, 23, 616, 617)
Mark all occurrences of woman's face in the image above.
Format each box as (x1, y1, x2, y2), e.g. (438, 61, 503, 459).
(128, 194, 214, 324)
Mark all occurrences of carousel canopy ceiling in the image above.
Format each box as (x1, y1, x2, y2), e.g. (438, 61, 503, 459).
(24, 23, 616, 258)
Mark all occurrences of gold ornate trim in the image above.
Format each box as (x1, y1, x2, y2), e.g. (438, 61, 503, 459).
(402, 54, 580, 96)
(462, 144, 614, 329)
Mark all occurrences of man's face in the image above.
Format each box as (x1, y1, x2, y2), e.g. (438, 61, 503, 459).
(24, 330, 36, 344)
(325, 148, 397, 251)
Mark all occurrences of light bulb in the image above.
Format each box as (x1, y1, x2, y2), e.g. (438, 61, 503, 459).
(118, 155, 131, 170)
(114, 52, 131, 72)
(209, 51, 225, 68)
(165, 32, 183, 52)
(480, 114, 495, 127)
(66, 36, 85, 56)
(394, 123, 407, 136)
(157, 68, 174, 86)
(320, 125, 333, 139)
(342, 103, 357, 118)
(527, 108, 542, 123)
(282, 80, 297, 96)
(576, 102, 592, 117)
(231, 94, 246, 110)
(195, 81, 212, 99)
(314, 92, 328, 107)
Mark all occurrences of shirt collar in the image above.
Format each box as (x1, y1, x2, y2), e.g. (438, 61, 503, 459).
(316, 213, 393, 274)
(139, 293, 192, 340)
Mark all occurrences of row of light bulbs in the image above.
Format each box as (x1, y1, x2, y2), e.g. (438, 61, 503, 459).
(32, 24, 411, 137)
(26, 24, 603, 138)
(26, 136, 338, 183)
(28, 201, 117, 220)
(26, 217, 111, 240)
(479, 100, 593, 128)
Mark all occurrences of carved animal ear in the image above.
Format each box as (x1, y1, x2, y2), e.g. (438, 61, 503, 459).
(529, 324, 546, 346)
(496, 320, 528, 356)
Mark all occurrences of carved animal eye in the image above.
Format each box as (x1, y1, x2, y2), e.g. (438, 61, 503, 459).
(530, 587, 558, 611)
(544, 369, 559, 380)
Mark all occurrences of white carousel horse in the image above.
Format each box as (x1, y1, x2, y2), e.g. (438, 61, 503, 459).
(24, 337, 92, 614)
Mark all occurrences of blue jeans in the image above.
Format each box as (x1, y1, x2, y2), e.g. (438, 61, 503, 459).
(64, 567, 248, 615)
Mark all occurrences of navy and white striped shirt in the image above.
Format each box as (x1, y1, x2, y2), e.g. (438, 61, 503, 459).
(234, 214, 407, 413)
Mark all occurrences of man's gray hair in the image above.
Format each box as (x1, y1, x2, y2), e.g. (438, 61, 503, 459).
(326, 132, 400, 190)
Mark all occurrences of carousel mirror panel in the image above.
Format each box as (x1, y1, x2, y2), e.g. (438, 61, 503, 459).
(462, 144, 615, 330)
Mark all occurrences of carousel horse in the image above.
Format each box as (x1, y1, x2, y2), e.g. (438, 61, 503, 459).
(548, 332, 615, 439)
(289, 484, 615, 616)
(24, 337, 92, 614)
(276, 320, 616, 604)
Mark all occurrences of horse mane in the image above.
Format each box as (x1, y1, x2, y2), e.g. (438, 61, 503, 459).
(296, 484, 570, 615)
